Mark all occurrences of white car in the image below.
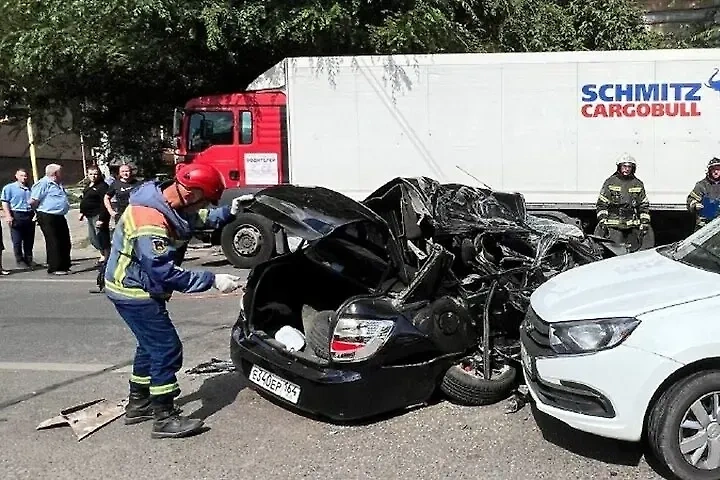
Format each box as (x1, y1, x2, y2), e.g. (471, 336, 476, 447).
(520, 219, 720, 480)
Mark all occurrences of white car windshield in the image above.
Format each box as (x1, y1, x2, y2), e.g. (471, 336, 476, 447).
(670, 216, 720, 272)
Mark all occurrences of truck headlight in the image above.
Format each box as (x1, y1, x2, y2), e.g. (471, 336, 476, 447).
(548, 317, 640, 354)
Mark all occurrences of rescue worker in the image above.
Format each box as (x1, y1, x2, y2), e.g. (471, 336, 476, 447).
(104, 163, 244, 439)
(686, 157, 720, 231)
(595, 153, 652, 251)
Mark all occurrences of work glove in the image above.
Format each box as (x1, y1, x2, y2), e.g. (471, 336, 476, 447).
(597, 219, 608, 237)
(230, 194, 255, 215)
(213, 273, 244, 293)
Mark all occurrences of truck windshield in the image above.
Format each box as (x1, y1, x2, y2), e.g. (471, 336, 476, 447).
(186, 111, 234, 153)
(669, 217, 720, 272)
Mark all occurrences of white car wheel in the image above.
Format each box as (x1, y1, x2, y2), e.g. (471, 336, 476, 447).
(648, 370, 720, 480)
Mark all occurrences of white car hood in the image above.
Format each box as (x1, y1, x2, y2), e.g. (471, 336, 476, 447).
(530, 248, 720, 322)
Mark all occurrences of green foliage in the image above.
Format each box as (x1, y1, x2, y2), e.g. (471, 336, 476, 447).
(498, 0, 655, 52)
(0, 0, 663, 173)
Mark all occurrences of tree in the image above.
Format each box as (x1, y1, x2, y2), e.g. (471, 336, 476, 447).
(0, 0, 658, 173)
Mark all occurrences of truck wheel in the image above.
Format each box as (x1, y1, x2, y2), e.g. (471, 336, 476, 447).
(220, 213, 275, 269)
(440, 359, 518, 406)
(647, 370, 720, 480)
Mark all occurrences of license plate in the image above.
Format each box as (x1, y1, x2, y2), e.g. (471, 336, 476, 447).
(248, 364, 301, 404)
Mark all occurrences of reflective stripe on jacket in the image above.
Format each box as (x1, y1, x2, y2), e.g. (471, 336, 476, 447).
(104, 181, 232, 302)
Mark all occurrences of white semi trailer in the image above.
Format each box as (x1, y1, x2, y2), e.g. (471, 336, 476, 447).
(174, 48, 720, 267)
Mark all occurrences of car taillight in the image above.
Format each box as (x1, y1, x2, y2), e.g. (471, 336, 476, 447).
(330, 318, 394, 363)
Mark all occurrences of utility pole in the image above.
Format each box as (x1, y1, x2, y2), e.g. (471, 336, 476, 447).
(26, 116, 39, 183)
(80, 132, 87, 173)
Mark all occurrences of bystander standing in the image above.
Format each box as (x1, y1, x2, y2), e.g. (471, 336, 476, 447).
(79, 166, 111, 264)
(30, 164, 72, 275)
(1, 168, 35, 269)
(104, 164, 138, 223)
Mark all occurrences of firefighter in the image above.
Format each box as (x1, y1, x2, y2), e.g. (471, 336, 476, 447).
(104, 163, 244, 439)
(687, 157, 720, 231)
(595, 153, 652, 250)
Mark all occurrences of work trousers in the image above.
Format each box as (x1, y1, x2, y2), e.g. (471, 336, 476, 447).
(36, 212, 72, 273)
(9, 210, 35, 263)
(96, 260, 107, 290)
(111, 299, 183, 401)
(606, 226, 642, 251)
(86, 215, 111, 253)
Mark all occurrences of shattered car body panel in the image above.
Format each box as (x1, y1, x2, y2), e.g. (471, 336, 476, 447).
(230, 177, 607, 421)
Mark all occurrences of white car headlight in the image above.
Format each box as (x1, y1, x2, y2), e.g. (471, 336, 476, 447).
(549, 317, 640, 354)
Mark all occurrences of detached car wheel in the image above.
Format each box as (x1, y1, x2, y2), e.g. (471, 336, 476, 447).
(221, 213, 275, 269)
(648, 370, 720, 480)
(440, 360, 518, 406)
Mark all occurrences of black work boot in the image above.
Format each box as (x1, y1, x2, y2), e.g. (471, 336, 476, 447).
(151, 398, 204, 439)
(125, 390, 153, 425)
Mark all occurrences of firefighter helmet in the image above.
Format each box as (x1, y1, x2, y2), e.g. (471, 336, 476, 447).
(708, 157, 720, 169)
(175, 163, 225, 204)
(616, 152, 636, 167)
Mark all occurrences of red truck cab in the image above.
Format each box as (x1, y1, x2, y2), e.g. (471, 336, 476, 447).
(173, 90, 288, 194)
(171, 90, 290, 269)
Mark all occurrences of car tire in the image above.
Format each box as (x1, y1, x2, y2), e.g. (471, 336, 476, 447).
(306, 311, 333, 360)
(440, 361, 518, 406)
(220, 213, 275, 269)
(647, 370, 720, 480)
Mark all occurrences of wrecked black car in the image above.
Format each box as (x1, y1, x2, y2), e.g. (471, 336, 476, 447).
(229, 177, 607, 421)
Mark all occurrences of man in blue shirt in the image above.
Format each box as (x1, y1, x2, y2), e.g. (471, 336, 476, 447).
(1, 168, 36, 268)
(30, 164, 72, 275)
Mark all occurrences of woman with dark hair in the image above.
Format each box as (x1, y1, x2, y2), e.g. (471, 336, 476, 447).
(79, 166, 111, 279)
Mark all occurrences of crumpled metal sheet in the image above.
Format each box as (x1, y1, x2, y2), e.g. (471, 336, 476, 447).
(364, 175, 605, 325)
(36, 398, 128, 441)
(186, 358, 236, 375)
(525, 215, 584, 239)
(365, 176, 586, 241)
(399, 176, 529, 236)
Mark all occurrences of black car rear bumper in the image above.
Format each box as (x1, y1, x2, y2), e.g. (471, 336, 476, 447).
(230, 325, 455, 421)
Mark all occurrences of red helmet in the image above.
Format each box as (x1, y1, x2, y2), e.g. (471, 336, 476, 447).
(175, 163, 225, 204)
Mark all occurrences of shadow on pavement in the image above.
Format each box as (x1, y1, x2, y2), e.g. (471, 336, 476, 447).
(70, 265, 102, 275)
(71, 256, 100, 263)
(176, 372, 246, 421)
(200, 259, 233, 267)
(531, 403, 645, 467)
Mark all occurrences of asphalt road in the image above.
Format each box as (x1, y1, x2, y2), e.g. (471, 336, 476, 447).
(0, 248, 667, 480)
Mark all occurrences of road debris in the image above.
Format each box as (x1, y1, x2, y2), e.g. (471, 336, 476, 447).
(504, 385, 531, 414)
(36, 398, 128, 441)
(185, 358, 236, 375)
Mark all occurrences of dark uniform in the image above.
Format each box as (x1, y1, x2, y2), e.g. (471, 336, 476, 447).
(687, 157, 720, 231)
(595, 154, 652, 251)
